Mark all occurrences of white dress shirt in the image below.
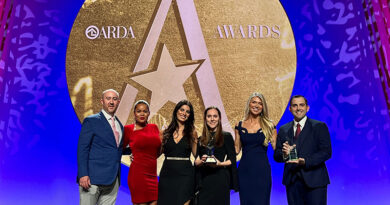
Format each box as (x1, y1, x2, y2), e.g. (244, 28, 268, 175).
(101, 109, 122, 143)
(293, 115, 307, 136)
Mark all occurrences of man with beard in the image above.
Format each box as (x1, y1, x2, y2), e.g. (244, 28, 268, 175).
(77, 89, 124, 205)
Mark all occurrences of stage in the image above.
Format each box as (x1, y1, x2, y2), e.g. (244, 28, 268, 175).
(1, 0, 390, 204)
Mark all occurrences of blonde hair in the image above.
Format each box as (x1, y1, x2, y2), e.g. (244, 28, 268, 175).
(244, 92, 274, 146)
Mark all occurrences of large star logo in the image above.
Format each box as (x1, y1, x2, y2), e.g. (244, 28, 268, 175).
(130, 44, 201, 116)
(115, 0, 233, 134)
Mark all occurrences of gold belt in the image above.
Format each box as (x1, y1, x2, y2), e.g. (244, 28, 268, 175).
(166, 157, 190, 161)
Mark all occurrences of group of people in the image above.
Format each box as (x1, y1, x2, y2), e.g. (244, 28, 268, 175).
(77, 89, 332, 205)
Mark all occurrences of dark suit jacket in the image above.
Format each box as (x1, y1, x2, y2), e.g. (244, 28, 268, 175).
(274, 117, 331, 188)
(77, 111, 124, 185)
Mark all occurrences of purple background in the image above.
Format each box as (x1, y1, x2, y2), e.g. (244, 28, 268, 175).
(1, 0, 389, 204)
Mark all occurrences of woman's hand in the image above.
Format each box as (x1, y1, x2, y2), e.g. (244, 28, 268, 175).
(129, 154, 134, 162)
(207, 156, 221, 168)
(195, 155, 208, 166)
(201, 154, 208, 163)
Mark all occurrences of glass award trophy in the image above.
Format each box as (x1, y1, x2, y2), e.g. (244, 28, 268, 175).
(288, 144, 298, 162)
(205, 137, 217, 164)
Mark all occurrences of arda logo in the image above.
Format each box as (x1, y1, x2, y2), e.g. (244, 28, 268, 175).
(85, 25, 99, 39)
(67, 0, 296, 138)
(85, 25, 135, 39)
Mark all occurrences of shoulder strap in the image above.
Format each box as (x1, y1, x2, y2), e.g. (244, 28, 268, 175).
(235, 121, 242, 130)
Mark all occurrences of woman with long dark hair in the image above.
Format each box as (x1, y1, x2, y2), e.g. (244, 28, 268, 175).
(158, 100, 198, 205)
(194, 106, 238, 205)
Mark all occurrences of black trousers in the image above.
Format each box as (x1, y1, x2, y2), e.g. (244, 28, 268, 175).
(286, 176, 327, 205)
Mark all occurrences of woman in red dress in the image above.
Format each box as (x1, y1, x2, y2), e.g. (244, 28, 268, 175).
(123, 100, 162, 205)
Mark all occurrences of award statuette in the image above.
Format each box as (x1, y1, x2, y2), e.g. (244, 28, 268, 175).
(205, 137, 217, 164)
(288, 144, 298, 162)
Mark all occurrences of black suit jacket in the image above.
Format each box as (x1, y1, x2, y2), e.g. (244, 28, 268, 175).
(274, 118, 331, 188)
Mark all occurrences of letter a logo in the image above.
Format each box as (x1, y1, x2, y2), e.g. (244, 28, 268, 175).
(116, 0, 233, 133)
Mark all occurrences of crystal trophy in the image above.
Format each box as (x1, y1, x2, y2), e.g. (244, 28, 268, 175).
(288, 144, 298, 162)
(205, 137, 217, 164)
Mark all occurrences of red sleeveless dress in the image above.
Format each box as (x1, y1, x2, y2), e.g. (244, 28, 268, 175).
(123, 124, 161, 203)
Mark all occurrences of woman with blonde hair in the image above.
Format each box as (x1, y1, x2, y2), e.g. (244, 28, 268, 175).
(234, 92, 277, 205)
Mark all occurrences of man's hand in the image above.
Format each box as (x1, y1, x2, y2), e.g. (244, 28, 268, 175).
(282, 141, 291, 156)
(287, 158, 305, 166)
(79, 176, 91, 189)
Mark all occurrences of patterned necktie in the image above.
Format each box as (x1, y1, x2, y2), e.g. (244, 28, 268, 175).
(295, 123, 301, 139)
(111, 117, 119, 147)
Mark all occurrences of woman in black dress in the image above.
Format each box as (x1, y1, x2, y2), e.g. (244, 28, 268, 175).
(158, 100, 198, 205)
(194, 106, 238, 205)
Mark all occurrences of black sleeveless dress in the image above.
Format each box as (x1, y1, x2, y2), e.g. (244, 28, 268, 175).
(236, 121, 271, 205)
(158, 136, 195, 205)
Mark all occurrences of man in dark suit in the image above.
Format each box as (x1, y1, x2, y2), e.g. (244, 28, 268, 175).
(274, 95, 332, 205)
(77, 89, 124, 205)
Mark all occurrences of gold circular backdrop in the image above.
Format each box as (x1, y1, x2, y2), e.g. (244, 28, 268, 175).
(66, 0, 296, 165)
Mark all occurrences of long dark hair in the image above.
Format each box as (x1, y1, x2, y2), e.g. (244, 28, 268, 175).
(200, 106, 224, 147)
(162, 100, 195, 147)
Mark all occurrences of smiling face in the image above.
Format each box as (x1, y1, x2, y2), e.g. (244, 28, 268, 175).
(134, 103, 150, 125)
(249, 96, 263, 116)
(101, 91, 120, 116)
(176, 105, 191, 123)
(206, 108, 220, 132)
(289, 96, 310, 122)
